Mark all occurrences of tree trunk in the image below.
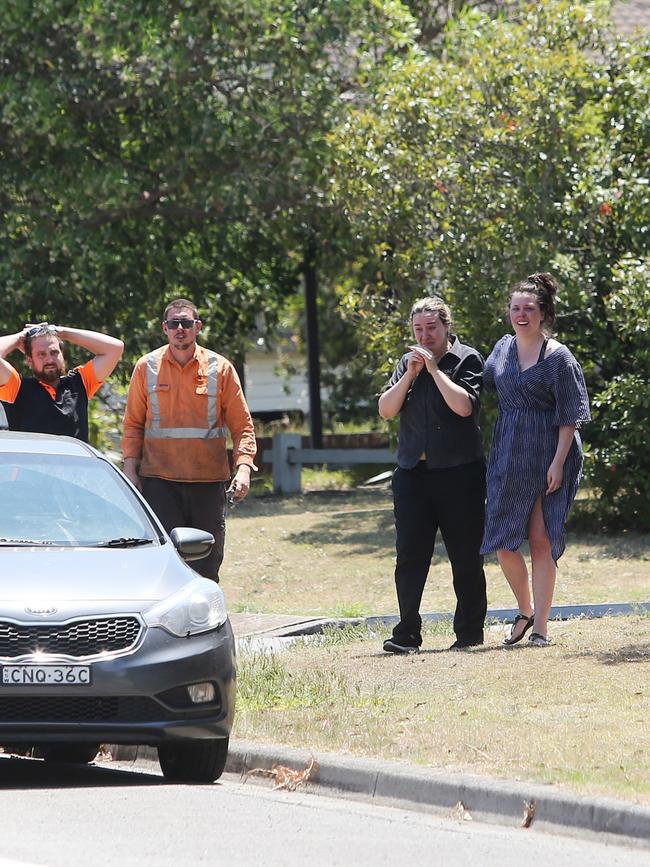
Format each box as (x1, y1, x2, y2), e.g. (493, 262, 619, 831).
(303, 241, 323, 449)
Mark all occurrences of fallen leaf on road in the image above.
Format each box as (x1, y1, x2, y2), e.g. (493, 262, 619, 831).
(451, 801, 472, 822)
(245, 756, 319, 791)
(522, 799, 536, 828)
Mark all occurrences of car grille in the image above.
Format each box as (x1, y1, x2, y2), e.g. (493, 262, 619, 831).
(0, 617, 142, 659)
(0, 696, 167, 723)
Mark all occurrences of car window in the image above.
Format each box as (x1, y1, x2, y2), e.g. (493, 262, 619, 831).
(0, 453, 160, 546)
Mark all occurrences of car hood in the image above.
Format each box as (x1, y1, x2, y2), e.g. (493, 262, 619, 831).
(0, 542, 198, 619)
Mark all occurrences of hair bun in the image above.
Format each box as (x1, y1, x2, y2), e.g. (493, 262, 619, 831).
(527, 272, 558, 298)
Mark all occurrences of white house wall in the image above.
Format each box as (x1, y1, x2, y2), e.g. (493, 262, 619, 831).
(244, 350, 311, 413)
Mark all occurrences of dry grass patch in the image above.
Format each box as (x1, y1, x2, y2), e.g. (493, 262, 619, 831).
(223, 490, 649, 615)
(234, 615, 650, 803)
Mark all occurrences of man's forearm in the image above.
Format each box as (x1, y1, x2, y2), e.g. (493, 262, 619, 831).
(230, 423, 257, 470)
(121, 430, 144, 463)
(0, 357, 17, 388)
(56, 327, 122, 355)
(0, 333, 24, 360)
(121, 456, 142, 490)
(121, 373, 147, 463)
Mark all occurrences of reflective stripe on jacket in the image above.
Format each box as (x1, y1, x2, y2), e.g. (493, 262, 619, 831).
(122, 344, 257, 483)
(144, 349, 227, 441)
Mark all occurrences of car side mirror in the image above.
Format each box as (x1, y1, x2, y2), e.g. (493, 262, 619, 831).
(169, 527, 215, 561)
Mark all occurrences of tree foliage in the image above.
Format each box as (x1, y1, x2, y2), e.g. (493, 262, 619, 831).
(328, 0, 650, 527)
(0, 0, 415, 370)
(1, 0, 648, 527)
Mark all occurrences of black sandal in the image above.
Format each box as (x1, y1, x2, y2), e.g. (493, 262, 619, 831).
(528, 632, 551, 647)
(503, 613, 534, 646)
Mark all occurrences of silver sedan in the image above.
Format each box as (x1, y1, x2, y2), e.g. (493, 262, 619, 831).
(0, 431, 235, 782)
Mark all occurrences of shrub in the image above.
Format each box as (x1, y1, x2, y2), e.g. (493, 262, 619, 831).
(586, 374, 650, 531)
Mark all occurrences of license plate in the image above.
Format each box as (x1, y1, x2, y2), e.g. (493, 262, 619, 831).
(2, 665, 91, 685)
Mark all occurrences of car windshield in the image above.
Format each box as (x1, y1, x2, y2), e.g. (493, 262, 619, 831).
(0, 452, 160, 547)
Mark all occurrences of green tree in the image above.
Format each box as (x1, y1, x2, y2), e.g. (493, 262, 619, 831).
(0, 0, 416, 374)
(328, 0, 650, 527)
(554, 35, 650, 527)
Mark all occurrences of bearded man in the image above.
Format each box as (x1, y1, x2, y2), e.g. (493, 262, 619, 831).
(0, 323, 123, 442)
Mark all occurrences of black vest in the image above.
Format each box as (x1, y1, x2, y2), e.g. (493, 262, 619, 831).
(9, 371, 90, 441)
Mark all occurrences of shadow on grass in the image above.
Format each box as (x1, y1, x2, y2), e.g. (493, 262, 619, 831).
(284, 509, 453, 562)
(287, 510, 395, 555)
(565, 642, 650, 665)
(240, 491, 650, 562)
(244, 488, 393, 516)
(363, 645, 504, 659)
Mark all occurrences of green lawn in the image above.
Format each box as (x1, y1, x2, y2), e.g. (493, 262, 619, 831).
(223, 488, 649, 616)
(234, 615, 650, 803)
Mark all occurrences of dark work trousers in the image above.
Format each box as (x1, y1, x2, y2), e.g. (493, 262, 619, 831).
(141, 477, 227, 583)
(391, 460, 487, 646)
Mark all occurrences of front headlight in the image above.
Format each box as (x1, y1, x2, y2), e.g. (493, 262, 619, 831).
(143, 578, 228, 637)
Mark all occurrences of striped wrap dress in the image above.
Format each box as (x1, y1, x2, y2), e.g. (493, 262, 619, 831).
(480, 335, 590, 562)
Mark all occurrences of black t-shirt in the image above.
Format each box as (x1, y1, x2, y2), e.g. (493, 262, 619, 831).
(9, 371, 91, 441)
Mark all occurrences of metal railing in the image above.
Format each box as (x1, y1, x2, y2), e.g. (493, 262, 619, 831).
(263, 433, 396, 493)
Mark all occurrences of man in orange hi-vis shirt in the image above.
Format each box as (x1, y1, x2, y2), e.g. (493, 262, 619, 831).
(0, 323, 124, 442)
(121, 298, 257, 582)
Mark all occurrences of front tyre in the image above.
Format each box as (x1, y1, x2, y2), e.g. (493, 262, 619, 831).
(158, 737, 229, 783)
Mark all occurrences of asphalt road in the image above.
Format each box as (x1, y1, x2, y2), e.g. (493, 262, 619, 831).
(0, 756, 646, 867)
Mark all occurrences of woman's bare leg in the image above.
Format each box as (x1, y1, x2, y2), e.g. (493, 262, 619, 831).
(497, 548, 534, 641)
(528, 497, 556, 638)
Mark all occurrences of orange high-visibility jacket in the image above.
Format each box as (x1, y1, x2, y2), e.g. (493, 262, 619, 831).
(122, 345, 257, 483)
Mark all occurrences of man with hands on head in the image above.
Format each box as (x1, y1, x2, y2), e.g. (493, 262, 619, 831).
(0, 322, 124, 442)
(121, 298, 257, 583)
(379, 296, 487, 654)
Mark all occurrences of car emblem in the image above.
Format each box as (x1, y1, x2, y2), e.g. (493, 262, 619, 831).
(25, 605, 58, 617)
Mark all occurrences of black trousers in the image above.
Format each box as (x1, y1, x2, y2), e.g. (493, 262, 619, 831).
(141, 477, 226, 582)
(391, 460, 487, 646)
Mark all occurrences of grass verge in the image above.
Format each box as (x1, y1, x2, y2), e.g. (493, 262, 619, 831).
(223, 488, 650, 615)
(233, 614, 650, 804)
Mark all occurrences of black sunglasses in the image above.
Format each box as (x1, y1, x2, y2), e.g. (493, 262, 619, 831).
(164, 318, 198, 329)
(26, 324, 58, 338)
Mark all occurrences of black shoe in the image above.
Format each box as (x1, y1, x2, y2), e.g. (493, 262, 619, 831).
(503, 613, 534, 646)
(383, 638, 419, 654)
(449, 637, 484, 650)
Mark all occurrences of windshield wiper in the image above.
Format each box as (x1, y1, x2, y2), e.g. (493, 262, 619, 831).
(94, 537, 155, 548)
(0, 538, 55, 546)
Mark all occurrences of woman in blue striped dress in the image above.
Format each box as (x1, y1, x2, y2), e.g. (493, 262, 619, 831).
(481, 274, 590, 647)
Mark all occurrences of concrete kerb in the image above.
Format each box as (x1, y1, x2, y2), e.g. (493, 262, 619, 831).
(231, 601, 650, 642)
(230, 741, 650, 843)
(111, 739, 650, 845)
(367, 601, 650, 632)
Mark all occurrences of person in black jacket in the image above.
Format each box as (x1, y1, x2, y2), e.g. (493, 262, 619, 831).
(379, 296, 487, 653)
(0, 323, 123, 442)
